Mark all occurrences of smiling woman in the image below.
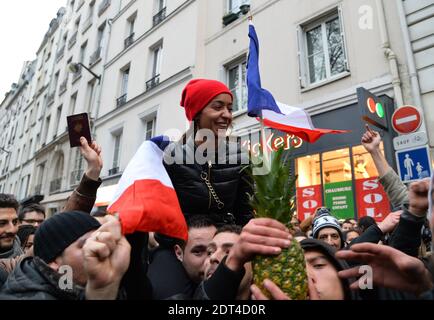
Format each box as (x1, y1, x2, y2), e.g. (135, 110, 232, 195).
(162, 78, 254, 228)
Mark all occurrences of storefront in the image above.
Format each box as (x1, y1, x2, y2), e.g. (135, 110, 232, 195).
(240, 95, 397, 222)
(290, 96, 397, 222)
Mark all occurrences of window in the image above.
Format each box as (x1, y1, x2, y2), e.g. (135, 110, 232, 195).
(145, 118, 155, 140)
(52, 71, 60, 94)
(125, 13, 136, 48)
(21, 144, 26, 163)
(86, 81, 96, 113)
(227, 0, 249, 13)
(227, 60, 247, 113)
(28, 139, 33, 160)
(16, 149, 20, 168)
(44, 116, 51, 144)
(112, 133, 122, 172)
(69, 92, 77, 115)
(118, 66, 129, 106)
(54, 106, 62, 138)
(97, 22, 105, 48)
(298, 9, 348, 86)
(79, 42, 87, 64)
(19, 175, 30, 200)
(146, 43, 162, 90)
(71, 148, 84, 184)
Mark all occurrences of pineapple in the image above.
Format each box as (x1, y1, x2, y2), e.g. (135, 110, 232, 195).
(248, 147, 308, 300)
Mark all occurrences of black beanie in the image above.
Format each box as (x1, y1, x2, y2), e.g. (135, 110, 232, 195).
(34, 211, 101, 263)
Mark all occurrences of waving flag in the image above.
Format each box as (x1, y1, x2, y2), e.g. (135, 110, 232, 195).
(108, 136, 188, 241)
(247, 21, 348, 143)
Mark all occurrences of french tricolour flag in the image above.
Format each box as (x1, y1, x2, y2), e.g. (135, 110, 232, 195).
(108, 136, 188, 241)
(247, 22, 348, 143)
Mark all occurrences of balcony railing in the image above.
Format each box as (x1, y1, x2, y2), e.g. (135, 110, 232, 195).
(68, 31, 77, 49)
(47, 92, 55, 105)
(49, 178, 62, 193)
(89, 47, 102, 65)
(70, 169, 84, 185)
(56, 45, 65, 61)
(116, 94, 127, 108)
(72, 65, 82, 81)
(146, 74, 160, 91)
(153, 7, 167, 27)
(34, 184, 42, 195)
(59, 79, 67, 95)
(108, 167, 119, 176)
(98, 0, 111, 16)
(124, 33, 134, 49)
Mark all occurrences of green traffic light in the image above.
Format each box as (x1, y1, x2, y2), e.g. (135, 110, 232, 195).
(376, 103, 384, 118)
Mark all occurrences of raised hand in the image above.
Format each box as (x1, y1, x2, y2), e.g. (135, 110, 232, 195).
(377, 210, 402, 234)
(361, 124, 382, 154)
(225, 218, 293, 271)
(336, 243, 432, 296)
(83, 215, 131, 299)
(408, 178, 430, 217)
(79, 137, 103, 181)
(250, 277, 320, 300)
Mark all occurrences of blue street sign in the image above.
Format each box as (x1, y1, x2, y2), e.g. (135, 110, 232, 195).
(395, 145, 432, 183)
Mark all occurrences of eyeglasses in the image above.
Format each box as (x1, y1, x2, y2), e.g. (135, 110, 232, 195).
(22, 219, 44, 225)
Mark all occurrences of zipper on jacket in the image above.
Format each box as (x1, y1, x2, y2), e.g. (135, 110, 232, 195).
(207, 160, 212, 209)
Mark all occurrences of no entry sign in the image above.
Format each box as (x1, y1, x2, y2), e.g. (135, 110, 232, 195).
(392, 105, 422, 134)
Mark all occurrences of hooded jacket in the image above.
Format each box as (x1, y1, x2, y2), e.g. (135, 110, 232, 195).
(300, 239, 359, 300)
(0, 256, 83, 300)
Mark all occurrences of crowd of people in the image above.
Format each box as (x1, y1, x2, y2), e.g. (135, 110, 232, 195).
(0, 79, 433, 300)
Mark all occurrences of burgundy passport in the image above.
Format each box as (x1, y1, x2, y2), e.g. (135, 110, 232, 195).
(67, 113, 92, 147)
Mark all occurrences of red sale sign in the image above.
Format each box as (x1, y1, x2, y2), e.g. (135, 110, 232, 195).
(355, 178, 391, 222)
(296, 185, 323, 221)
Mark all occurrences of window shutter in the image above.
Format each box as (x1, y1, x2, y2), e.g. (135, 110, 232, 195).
(296, 26, 307, 88)
(337, 6, 350, 72)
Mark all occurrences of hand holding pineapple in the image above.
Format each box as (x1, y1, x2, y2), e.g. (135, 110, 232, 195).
(250, 277, 320, 300)
(225, 218, 293, 272)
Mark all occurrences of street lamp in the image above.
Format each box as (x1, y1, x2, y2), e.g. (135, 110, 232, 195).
(68, 62, 101, 83)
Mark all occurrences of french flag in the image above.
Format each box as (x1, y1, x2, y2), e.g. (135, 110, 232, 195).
(108, 136, 188, 241)
(247, 22, 348, 143)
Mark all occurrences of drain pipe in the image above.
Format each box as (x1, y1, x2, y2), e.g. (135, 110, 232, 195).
(395, 0, 430, 145)
(375, 0, 404, 107)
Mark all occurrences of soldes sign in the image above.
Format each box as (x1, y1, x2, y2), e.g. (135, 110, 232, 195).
(355, 178, 391, 222)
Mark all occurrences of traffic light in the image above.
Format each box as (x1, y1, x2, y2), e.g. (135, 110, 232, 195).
(357, 87, 388, 130)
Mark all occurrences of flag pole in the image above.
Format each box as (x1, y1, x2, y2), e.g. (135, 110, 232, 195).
(248, 15, 269, 166)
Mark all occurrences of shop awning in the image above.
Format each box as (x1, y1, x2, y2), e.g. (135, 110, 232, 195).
(95, 184, 118, 207)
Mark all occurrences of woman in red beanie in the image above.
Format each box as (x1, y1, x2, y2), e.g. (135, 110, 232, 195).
(165, 79, 253, 226)
(149, 79, 254, 299)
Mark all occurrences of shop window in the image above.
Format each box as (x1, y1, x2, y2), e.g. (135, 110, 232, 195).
(351, 144, 384, 180)
(296, 154, 322, 221)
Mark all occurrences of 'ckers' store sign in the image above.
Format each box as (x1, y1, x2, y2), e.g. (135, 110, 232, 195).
(297, 177, 390, 222)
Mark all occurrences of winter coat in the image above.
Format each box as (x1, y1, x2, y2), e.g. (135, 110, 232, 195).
(163, 135, 253, 226)
(0, 256, 84, 300)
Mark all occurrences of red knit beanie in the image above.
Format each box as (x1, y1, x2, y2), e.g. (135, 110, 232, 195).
(180, 79, 233, 121)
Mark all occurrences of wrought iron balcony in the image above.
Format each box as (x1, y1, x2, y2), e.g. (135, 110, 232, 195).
(146, 74, 160, 91)
(153, 7, 166, 27)
(116, 94, 127, 108)
(89, 47, 102, 65)
(68, 31, 77, 49)
(108, 167, 119, 176)
(49, 178, 62, 193)
(124, 33, 134, 49)
(98, 0, 111, 16)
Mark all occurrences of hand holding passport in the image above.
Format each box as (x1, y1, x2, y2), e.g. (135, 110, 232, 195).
(67, 113, 92, 147)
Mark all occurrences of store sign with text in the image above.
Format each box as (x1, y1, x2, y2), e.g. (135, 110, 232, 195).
(241, 132, 303, 156)
(296, 185, 323, 221)
(324, 181, 355, 219)
(355, 177, 390, 222)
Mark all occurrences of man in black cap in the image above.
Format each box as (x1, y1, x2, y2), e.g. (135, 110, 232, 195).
(0, 211, 130, 300)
